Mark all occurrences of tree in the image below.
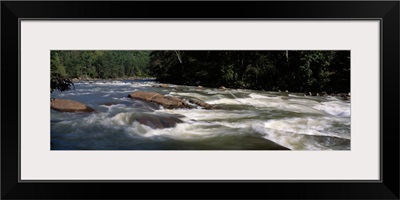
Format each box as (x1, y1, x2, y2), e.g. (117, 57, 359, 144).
(149, 50, 350, 93)
(51, 51, 74, 93)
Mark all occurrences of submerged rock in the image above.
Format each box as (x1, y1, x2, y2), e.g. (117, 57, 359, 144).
(152, 84, 169, 88)
(136, 115, 183, 129)
(51, 99, 95, 113)
(114, 112, 183, 129)
(281, 91, 289, 96)
(102, 102, 121, 106)
(128, 91, 192, 109)
(189, 98, 219, 110)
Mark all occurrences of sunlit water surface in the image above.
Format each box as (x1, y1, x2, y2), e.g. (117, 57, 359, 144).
(51, 80, 350, 150)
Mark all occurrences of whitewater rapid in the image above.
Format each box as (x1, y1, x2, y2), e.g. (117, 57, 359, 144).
(51, 80, 350, 150)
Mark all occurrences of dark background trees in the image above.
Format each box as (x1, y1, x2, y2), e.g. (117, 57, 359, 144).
(51, 50, 350, 93)
(50, 50, 150, 80)
(148, 50, 350, 93)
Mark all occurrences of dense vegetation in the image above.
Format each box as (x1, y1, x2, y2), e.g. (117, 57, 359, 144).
(51, 50, 150, 80)
(51, 50, 150, 92)
(149, 50, 350, 93)
(51, 50, 350, 93)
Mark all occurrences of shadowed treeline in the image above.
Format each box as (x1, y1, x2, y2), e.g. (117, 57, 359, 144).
(149, 50, 350, 93)
(51, 50, 350, 93)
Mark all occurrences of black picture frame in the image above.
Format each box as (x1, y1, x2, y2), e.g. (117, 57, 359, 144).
(2, 1, 399, 199)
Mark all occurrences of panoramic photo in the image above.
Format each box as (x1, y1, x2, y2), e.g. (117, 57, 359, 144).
(50, 50, 350, 150)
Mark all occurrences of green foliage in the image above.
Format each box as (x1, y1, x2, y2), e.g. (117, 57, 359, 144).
(51, 50, 150, 80)
(149, 50, 350, 93)
(50, 50, 350, 93)
(50, 50, 150, 92)
(50, 77, 74, 93)
(51, 51, 73, 93)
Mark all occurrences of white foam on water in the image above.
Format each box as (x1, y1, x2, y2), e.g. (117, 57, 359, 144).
(206, 97, 324, 114)
(288, 98, 320, 105)
(156, 109, 258, 121)
(112, 97, 131, 102)
(92, 81, 132, 86)
(213, 121, 252, 129)
(168, 92, 209, 101)
(52, 81, 351, 150)
(204, 90, 219, 95)
(313, 101, 350, 117)
(251, 117, 350, 150)
(205, 98, 241, 105)
(100, 90, 134, 94)
(56, 92, 93, 97)
(130, 82, 157, 88)
(99, 104, 128, 113)
(139, 121, 229, 140)
(73, 111, 226, 140)
(110, 112, 134, 125)
(248, 93, 276, 99)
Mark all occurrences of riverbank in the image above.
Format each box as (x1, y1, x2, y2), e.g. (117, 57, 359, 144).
(71, 76, 156, 83)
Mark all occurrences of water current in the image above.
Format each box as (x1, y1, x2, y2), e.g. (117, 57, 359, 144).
(51, 80, 350, 150)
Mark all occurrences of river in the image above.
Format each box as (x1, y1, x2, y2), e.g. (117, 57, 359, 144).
(51, 80, 351, 150)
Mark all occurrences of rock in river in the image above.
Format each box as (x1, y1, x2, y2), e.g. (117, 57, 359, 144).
(152, 84, 169, 88)
(189, 98, 219, 110)
(128, 91, 192, 109)
(51, 99, 95, 113)
(135, 114, 183, 129)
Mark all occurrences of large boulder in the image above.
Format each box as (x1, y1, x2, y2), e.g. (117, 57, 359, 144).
(128, 91, 192, 109)
(51, 99, 95, 113)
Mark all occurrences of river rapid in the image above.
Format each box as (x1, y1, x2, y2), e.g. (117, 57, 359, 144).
(51, 80, 351, 150)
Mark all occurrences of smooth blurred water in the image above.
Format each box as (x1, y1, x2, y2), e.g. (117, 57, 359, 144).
(51, 80, 350, 150)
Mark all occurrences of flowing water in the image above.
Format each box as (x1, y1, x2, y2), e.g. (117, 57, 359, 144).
(51, 80, 351, 150)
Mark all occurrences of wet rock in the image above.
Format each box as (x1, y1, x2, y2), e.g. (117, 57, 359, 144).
(153, 84, 169, 88)
(189, 98, 219, 110)
(334, 93, 350, 100)
(219, 86, 226, 90)
(196, 86, 203, 89)
(128, 91, 192, 109)
(135, 115, 183, 129)
(172, 87, 185, 92)
(307, 92, 321, 96)
(102, 102, 121, 106)
(128, 91, 162, 101)
(51, 99, 95, 113)
(281, 91, 289, 96)
(339, 93, 350, 100)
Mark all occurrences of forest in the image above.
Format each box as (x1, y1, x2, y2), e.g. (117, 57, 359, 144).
(51, 50, 150, 79)
(51, 50, 350, 93)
